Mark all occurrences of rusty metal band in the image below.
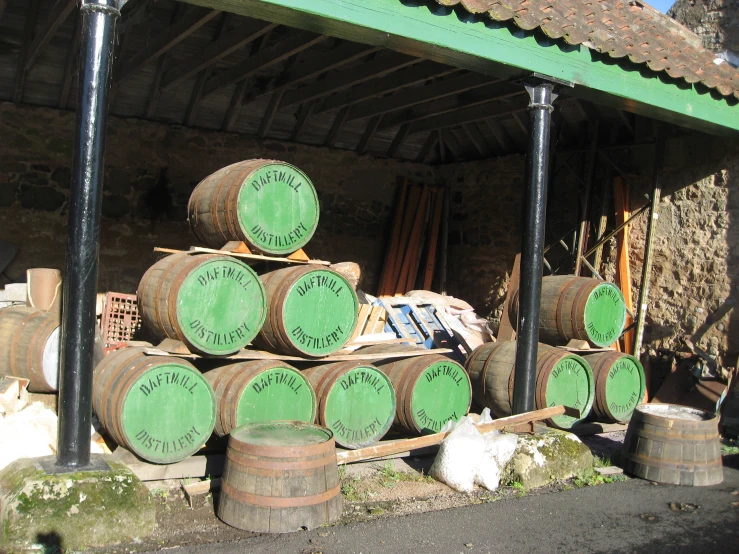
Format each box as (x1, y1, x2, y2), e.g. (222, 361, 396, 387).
(394, 358, 422, 432)
(627, 423, 718, 443)
(222, 364, 260, 435)
(592, 355, 610, 420)
(221, 481, 340, 508)
(535, 350, 558, 411)
(472, 342, 505, 409)
(210, 165, 231, 244)
(280, 266, 314, 356)
(625, 452, 722, 472)
(554, 279, 577, 342)
(213, 364, 247, 436)
(571, 281, 596, 341)
(228, 437, 335, 458)
(226, 449, 334, 470)
(168, 254, 209, 344)
(224, 164, 247, 242)
(151, 254, 179, 341)
(633, 410, 717, 431)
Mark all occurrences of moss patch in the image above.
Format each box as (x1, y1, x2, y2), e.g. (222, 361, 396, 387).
(0, 456, 156, 551)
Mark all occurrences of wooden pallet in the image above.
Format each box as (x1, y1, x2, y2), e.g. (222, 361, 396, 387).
(347, 304, 388, 344)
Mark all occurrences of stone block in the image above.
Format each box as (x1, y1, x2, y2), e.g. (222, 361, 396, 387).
(0, 455, 156, 551)
(503, 429, 594, 489)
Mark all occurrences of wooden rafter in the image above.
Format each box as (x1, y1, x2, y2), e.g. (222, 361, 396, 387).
(162, 18, 277, 90)
(462, 122, 493, 158)
(291, 101, 316, 142)
(387, 122, 412, 158)
(58, 12, 81, 109)
(323, 106, 349, 147)
(117, 7, 220, 83)
(414, 131, 438, 163)
(204, 32, 326, 96)
(381, 82, 523, 130)
(356, 115, 383, 154)
(616, 109, 635, 135)
(184, 12, 230, 127)
(146, 3, 185, 118)
(313, 61, 455, 114)
(443, 129, 466, 159)
(438, 130, 447, 164)
(0, 1, 7, 23)
(408, 94, 530, 135)
(257, 52, 301, 138)
(242, 42, 380, 106)
(25, 0, 76, 71)
(485, 117, 516, 153)
(347, 72, 496, 122)
(281, 54, 421, 110)
(14, 0, 39, 104)
(512, 112, 528, 135)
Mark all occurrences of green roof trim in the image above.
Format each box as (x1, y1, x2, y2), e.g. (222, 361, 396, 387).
(182, 0, 739, 136)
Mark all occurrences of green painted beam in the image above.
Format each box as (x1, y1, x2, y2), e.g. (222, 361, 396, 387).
(178, 0, 739, 136)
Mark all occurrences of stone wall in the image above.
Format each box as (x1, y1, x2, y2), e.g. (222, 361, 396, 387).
(0, 102, 434, 294)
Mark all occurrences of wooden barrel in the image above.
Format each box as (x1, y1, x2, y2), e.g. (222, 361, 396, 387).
(187, 159, 320, 255)
(510, 276, 627, 347)
(218, 421, 341, 533)
(0, 306, 60, 392)
(93, 347, 216, 464)
(582, 351, 646, 423)
(137, 253, 267, 356)
(361, 345, 472, 435)
(204, 361, 317, 437)
(255, 266, 358, 358)
(622, 404, 723, 486)
(465, 341, 595, 429)
(303, 361, 396, 448)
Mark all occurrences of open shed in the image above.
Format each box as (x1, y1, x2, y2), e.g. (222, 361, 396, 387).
(1, 0, 738, 464)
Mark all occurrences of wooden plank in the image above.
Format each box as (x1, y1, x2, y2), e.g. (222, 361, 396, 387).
(422, 188, 444, 290)
(442, 128, 465, 159)
(389, 185, 423, 295)
(14, 0, 39, 104)
(497, 253, 521, 341)
(145, 4, 186, 118)
(315, 61, 457, 114)
(242, 41, 380, 105)
(356, 115, 383, 154)
(347, 304, 372, 344)
(395, 186, 430, 294)
(25, 0, 76, 71)
(183, 478, 222, 506)
(142, 346, 452, 362)
(366, 306, 386, 334)
(347, 72, 496, 122)
(204, 32, 326, 96)
(58, 11, 81, 109)
(163, 18, 276, 89)
(256, 52, 300, 137)
(323, 106, 349, 147)
(378, 179, 408, 296)
(387, 122, 412, 158)
(0, 1, 7, 24)
(613, 176, 634, 354)
(485, 116, 515, 153)
(117, 7, 220, 83)
(281, 54, 420, 109)
(336, 405, 572, 464)
(462, 122, 493, 158)
(153, 246, 330, 265)
(291, 100, 316, 141)
(414, 132, 438, 163)
(569, 422, 628, 436)
(112, 448, 226, 481)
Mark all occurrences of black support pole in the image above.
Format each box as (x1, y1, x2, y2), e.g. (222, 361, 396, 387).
(512, 81, 557, 414)
(57, 0, 123, 469)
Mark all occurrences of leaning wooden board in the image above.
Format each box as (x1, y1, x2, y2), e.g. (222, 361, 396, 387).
(142, 346, 452, 362)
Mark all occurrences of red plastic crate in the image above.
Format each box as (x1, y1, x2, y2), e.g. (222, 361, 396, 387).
(100, 292, 141, 347)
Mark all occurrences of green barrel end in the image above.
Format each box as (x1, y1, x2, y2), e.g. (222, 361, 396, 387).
(237, 162, 319, 255)
(410, 360, 471, 434)
(120, 362, 216, 464)
(177, 257, 266, 355)
(236, 366, 316, 426)
(602, 355, 645, 422)
(231, 420, 332, 447)
(543, 355, 595, 429)
(282, 269, 358, 356)
(323, 365, 395, 448)
(583, 282, 627, 347)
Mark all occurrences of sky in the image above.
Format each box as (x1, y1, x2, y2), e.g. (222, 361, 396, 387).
(649, 0, 675, 13)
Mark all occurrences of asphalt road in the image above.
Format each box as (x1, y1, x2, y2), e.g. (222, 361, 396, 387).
(169, 459, 739, 554)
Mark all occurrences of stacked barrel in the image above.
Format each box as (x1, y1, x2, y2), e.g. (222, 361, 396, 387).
(464, 275, 643, 429)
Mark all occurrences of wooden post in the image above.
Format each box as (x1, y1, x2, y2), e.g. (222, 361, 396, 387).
(613, 176, 634, 354)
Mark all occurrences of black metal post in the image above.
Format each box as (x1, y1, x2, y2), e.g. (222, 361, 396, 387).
(57, 0, 123, 469)
(512, 81, 557, 414)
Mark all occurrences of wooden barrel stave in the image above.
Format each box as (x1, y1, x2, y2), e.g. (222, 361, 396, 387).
(93, 347, 217, 464)
(0, 306, 60, 392)
(304, 361, 396, 448)
(582, 351, 645, 423)
(203, 361, 316, 437)
(188, 159, 320, 255)
(362, 345, 472, 435)
(255, 266, 358, 358)
(137, 253, 267, 356)
(218, 421, 342, 533)
(622, 404, 723, 486)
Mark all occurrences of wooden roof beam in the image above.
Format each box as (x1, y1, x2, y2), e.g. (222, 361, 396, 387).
(291, 101, 316, 142)
(356, 115, 383, 154)
(242, 41, 380, 106)
(59, 12, 81, 109)
(314, 61, 456, 115)
(443, 129, 466, 160)
(117, 6, 221, 83)
(381, 81, 523, 130)
(281, 54, 422, 110)
(485, 117, 516, 153)
(347, 72, 497, 122)
(25, 0, 76, 71)
(204, 32, 327, 96)
(387, 122, 412, 158)
(323, 106, 349, 147)
(0, 1, 7, 24)
(415, 131, 438, 163)
(14, 0, 39, 104)
(410, 94, 530, 134)
(162, 18, 277, 90)
(462, 122, 494, 158)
